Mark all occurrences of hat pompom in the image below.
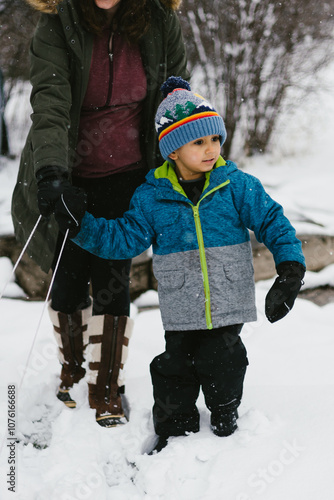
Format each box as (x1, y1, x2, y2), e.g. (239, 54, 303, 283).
(160, 76, 191, 98)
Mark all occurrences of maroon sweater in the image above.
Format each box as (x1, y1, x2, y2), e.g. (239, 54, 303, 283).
(74, 30, 147, 178)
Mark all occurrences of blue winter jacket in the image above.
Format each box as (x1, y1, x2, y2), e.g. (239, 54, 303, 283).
(73, 157, 305, 331)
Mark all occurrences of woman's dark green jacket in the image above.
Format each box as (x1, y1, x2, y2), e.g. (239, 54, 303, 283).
(11, 0, 189, 272)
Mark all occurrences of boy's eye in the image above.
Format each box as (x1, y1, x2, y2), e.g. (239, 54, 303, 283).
(212, 136, 220, 142)
(194, 139, 203, 145)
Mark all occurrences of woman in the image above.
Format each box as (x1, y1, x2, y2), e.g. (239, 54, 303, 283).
(11, 0, 189, 427)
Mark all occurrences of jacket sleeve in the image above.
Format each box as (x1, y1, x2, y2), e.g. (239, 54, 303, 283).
(231, 170, 305, 268)
(72, 189, 155, 260)
(29, 14, 72, 174)
(166, 10, 190, 80)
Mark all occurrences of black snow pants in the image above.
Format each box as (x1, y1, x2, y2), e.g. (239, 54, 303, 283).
(150, 324, 248, 437)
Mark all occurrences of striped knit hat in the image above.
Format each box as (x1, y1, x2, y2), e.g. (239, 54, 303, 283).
(155, 76, 226, 160)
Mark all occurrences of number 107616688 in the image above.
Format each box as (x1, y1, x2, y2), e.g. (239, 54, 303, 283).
(7, 385, 16, 436)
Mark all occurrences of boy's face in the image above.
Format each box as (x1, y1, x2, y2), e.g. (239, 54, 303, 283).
(169, 134, 221, 181)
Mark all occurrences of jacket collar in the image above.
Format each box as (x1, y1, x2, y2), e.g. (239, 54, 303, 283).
(149, 156, 231, 202)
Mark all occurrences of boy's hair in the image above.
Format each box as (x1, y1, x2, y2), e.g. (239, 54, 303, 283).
(155, 76, 226, 160)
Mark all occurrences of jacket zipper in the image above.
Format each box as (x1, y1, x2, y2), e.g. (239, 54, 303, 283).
(105, 31, 114, 106)
(190, 180, 230, 330)
(105, 316, 118, 403)
(192, 205, 212, 329)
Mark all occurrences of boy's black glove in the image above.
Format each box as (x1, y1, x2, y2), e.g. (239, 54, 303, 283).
(265, 261, 305, 323)
(54, 186, 87, 238)
(36, 166, 71, 217)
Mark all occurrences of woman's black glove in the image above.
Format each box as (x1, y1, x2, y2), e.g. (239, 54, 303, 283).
(54, 186, 87, 238)
(265, 261, 305, 323)
(36, 166, 72, 217)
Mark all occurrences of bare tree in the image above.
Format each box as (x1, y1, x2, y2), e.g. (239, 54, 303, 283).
(179, 0, 334, 157)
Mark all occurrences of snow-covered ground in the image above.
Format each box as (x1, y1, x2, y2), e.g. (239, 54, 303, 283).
(0, 66, 334, 499)
(0, 287, 334, 500)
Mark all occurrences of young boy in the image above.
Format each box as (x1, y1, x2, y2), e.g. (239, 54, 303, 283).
(55, 77, 305, 453)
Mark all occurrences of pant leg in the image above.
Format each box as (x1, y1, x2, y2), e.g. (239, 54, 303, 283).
(194, 325, 248, 414)
(51, 236, 91, 314)
(50, 231, 131, 316)
(150, 331, 201, 437)
(90, 258, 131, 316)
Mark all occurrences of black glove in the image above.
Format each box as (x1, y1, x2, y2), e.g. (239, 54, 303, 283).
(54, 186, 87, 238)
(265, 261, 305, 323)
(36, 166, 72, 217)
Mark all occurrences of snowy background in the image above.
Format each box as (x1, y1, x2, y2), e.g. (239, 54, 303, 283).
(0, 62, 334, 499)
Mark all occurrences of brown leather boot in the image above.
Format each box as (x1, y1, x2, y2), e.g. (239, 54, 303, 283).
(48, 303, 92, 408)
(86, 314, 133, 427)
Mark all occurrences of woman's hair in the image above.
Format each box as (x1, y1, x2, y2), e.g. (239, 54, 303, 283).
(78, 0, 151, 43)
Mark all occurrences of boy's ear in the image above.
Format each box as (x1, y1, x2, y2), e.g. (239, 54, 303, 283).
(168, 151, 178, 160)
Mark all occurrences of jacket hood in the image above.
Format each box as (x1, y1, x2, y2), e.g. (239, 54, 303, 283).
(25, 0, 60, 14)
(25, 0, 182, 15)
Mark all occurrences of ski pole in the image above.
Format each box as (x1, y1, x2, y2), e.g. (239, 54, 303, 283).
(18, 228, 69, 392)
(0, 228, 68, 459)
(0, 214, 42, 301)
